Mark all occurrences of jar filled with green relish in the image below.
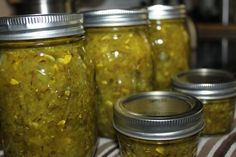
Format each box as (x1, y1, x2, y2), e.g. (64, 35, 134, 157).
(84, 9, 153, 138)
(147, 5, 190, 90)
(172, 69, 236, 135)
(0, 14, 97, 157)
(113, 91, 203, 157)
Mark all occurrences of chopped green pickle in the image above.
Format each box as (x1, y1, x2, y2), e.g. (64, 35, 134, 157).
(148, 19, 190, 90)
(118, 133, 199, 157)
(202, 98, 235, 134)
(85, 26, 153, 138)
(0, 36, 97, 157)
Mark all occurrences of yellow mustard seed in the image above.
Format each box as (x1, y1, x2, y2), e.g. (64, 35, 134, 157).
(10, 78, 19, 85)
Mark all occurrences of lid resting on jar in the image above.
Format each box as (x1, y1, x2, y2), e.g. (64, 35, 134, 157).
(0, 13, 84, 40)
(113, 91, 203, 141)
(148, 4, 186, 20)
(172, 69, 236, 100)
(83, 9, 148, 27)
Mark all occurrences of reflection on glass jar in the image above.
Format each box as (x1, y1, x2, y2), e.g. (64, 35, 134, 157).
(148, 5, 190, 90)
(113, 91, 203, 157)
(0, 14, 97, 157)
(84, 9, 153, 138)
(172, 68, 236, 135)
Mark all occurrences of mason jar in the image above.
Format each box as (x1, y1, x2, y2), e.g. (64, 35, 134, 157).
(113, 91, 203, 157)
(84, 9, 153, 138)
(147, 5, 190, 90)
(0, 14, 97, 157)
(172, 69, 236, 135)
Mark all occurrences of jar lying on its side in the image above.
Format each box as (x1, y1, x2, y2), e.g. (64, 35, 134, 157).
(0, 14, 97, 157)
(172, 69, 236, 135)
(84, 9, 153, 138)
(113, 91, 203, 157)
(147, 5, 190, 90)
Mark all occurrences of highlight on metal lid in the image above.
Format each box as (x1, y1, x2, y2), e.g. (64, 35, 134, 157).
(113, 91, 203, 141)
(172, 68, 236, 100)
(0, 13, 84, 40)
(148, 4, 186, 20)
(83, 9, 148, 27)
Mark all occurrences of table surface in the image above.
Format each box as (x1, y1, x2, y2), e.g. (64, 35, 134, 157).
(95, 116, 236, 157)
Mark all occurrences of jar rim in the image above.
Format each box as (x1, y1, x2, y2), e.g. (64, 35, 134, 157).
(148, 4, 186, 20)
(83, 9, 148, 27)
(0, 13, 84, 40)
(113, 91, 203, 141)
(172, 68, 236, 100)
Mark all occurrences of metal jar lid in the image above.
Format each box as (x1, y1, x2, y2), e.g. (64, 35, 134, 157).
(0, 13, 84, 40)
(113, 91, 203, 141)
(83, 9, 148, 27)
(148, 4, 186, 20)
(172, 69, 236, 100)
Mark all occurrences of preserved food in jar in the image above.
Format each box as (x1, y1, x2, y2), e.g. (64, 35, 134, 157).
(84, 9, 153, 138)
(202, 99, 235, 134)
(148, 5, 190, 90)
(118, 134, 199, 157)
(0, 14, 97, 157)
(172, 68, 236, 135)
(113, 91, 203, 157)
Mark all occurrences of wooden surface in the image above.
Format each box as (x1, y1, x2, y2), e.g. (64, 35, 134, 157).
(197, 23, 236, 39)
(0, 0, 12, 16)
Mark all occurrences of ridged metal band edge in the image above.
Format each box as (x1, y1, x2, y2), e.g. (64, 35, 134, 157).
(148, 4, 186, 20)
(83, 9, 148, 27)
(0, 14, 84, 40)
(113, 91, 203, 140)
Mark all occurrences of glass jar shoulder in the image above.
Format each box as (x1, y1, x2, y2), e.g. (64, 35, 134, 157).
(148, 18, 189, 39)
(148, 18, 187, 29)
(85, 26, 152, 57)
(0, 35, 91, 75)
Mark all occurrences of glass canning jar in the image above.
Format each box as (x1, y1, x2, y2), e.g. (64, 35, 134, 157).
(147, 5, 190, 90)
(84, 9, 153, 138)
(172, 69, 236, 135)
(0, 14, 97, 157)
(113, 91, 203, 157)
